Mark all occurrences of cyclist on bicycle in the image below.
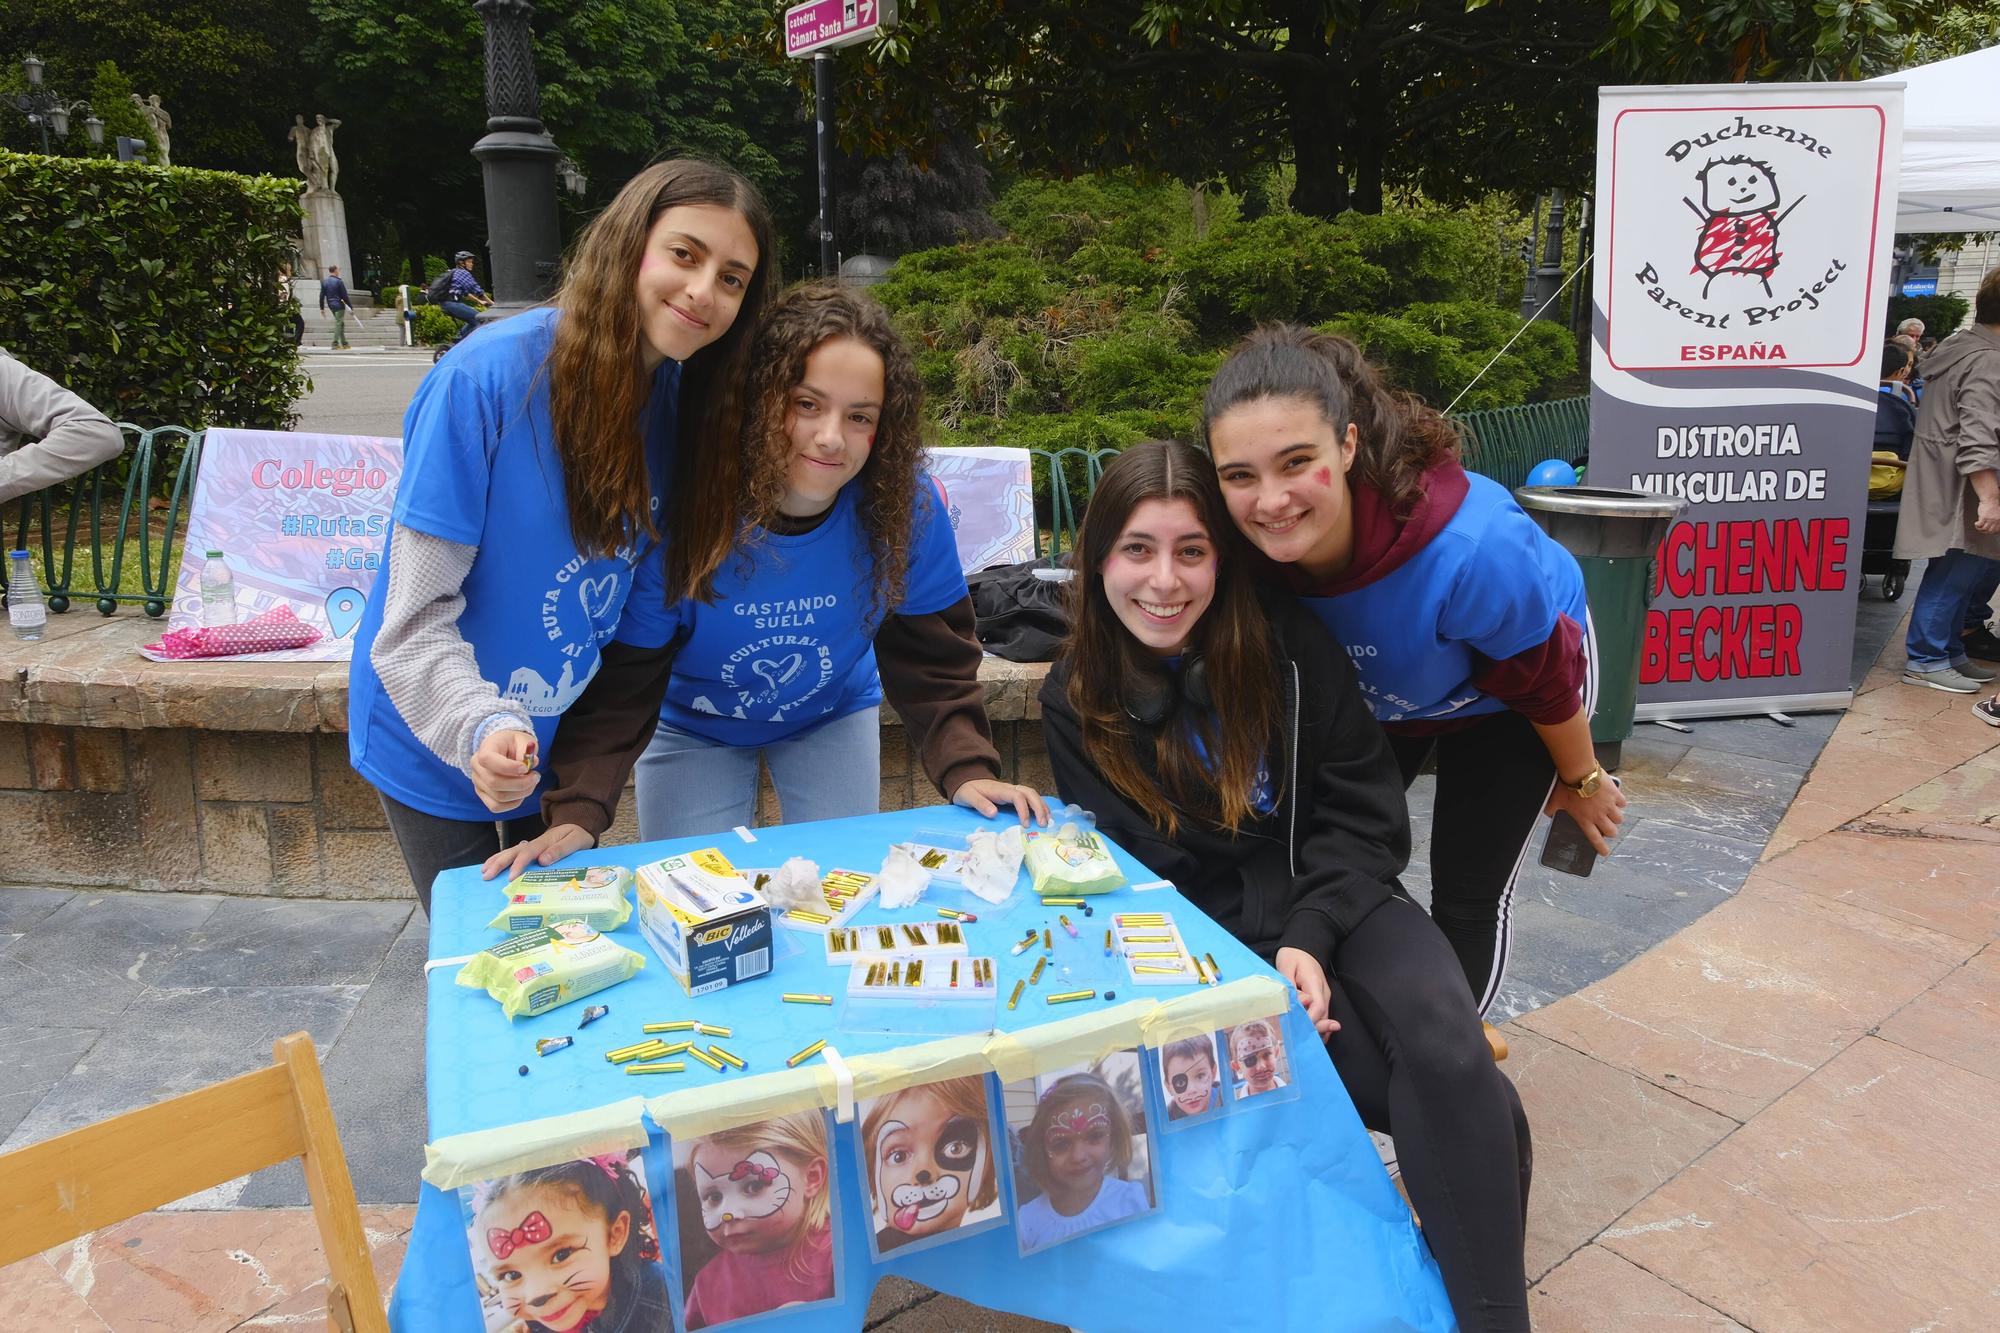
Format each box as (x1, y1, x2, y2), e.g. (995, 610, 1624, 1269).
(432, 250, 493, 349)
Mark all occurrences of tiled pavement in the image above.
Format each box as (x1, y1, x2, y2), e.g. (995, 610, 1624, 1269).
(9, 590, 2000, 1329)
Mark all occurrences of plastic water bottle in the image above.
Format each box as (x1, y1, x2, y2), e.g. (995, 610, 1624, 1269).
(7, 549, 47, 641)
(199, 549, 239, 627)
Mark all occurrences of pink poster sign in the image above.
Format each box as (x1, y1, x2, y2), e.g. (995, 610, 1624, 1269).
(162, 428, 403, 661)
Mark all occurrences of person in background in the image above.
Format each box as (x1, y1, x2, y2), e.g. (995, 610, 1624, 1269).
(319, 265, 352, 349)
(0, 346, 124, 505)
(1893, 265, 2000, 702)
(437, 250, 494, 348)
(1876, 340, 1918, 459)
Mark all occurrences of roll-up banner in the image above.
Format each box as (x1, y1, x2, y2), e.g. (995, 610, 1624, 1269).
(1591, 83, 1904, 719)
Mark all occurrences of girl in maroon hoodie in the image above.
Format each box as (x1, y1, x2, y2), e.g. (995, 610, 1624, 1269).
(1202, 327, 1627, 1014)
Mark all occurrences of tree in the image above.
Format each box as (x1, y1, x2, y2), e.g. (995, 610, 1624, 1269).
(835, 133, 1000, 258)
(764, 1, 1613, 220)
(0, 0, 314, 173)
(1604, 0, 1940, 82)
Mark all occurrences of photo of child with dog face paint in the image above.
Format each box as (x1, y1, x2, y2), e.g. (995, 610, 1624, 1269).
(859, 1075, 1001, 1256)
(462, 1149, 669, 1333)
(1227, 1018, 1291, 1100)
(672, 1111, 836, 1330)
(1004, 1051, 1156, 1253)
(1160, 1034, 1222, 1121)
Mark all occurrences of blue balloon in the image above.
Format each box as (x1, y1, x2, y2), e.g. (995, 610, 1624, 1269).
(1526, 458, 1579, 488)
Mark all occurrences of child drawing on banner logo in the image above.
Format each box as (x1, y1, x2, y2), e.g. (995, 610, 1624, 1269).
(486, 282, 1047, 886)
(1226, 1018, 1291, 1100)
(1160, 1034, 1222, 1121)
(859, 1075, 1001, 1255)
(1685, 154, 1801, 299)
(1008, 1062, 1155, 1253)
(464, 1150, 670, 1333)
(674, 1112, 835, 1330)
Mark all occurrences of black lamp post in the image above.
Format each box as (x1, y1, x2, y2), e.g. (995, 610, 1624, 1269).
(470, 0, 565, 304)
(11, 56, 104, 156)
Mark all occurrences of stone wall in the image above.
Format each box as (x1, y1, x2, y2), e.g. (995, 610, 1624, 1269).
(0, 616, 1051, 899)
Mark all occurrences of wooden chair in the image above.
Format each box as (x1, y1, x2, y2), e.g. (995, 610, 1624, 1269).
(0, 1032, 388, 1333)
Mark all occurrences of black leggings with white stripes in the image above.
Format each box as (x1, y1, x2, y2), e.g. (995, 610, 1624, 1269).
(1387, 708, 1558, 1015)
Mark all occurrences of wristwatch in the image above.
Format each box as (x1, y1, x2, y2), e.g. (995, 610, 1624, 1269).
(1562, 766, 1605, 799)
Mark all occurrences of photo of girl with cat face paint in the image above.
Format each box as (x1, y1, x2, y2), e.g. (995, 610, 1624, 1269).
(859, 1075, 1002, 1257)
(670, 1111, 836, 1330)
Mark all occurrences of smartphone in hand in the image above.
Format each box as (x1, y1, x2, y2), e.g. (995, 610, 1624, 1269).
(1540, 811, 1598, 878)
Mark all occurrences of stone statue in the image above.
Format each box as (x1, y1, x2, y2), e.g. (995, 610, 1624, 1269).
(287, 113, 342, 193)
(309, 113, 342, 195)
(288, 114, 314, 183)
(132, 93, 172, 167)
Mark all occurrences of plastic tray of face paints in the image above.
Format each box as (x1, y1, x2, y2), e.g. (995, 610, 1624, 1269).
(775, 868, 881, 934)
(824, 919, 970, 965)
(846, 954, 997, 1000)
(1113, 911, 1203, 987)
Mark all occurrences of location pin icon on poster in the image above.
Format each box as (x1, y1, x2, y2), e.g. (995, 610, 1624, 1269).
(326, 587, 366, 639)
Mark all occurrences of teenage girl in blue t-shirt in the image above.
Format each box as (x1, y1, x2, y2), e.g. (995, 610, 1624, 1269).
(1201, 327, 1627, 1014)
(347, 159, 777, 910)
(485, 283, 1047, 877)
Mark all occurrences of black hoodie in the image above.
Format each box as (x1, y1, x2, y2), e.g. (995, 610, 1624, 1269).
(1039, 595, 1411, 963)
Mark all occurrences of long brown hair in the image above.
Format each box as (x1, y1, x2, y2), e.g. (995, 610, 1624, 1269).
(1201, 325, 1460, 520)
(735, 282, 926, 622)
(1063, 440, 1281, 836)
(546, 158, 777, 571)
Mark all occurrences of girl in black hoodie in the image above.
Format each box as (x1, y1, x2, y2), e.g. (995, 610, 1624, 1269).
(1040, 441, 1532, 1333)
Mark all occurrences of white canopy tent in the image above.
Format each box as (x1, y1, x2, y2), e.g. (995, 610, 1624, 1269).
(1874, 45, 2000, 232)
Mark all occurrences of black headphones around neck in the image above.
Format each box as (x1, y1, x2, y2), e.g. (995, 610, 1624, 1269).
(1122, 652, 1211, 727)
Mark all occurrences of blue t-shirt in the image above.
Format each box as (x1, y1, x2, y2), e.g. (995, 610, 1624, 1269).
(658, 479, 966, 746)
(1298, 473, 1587, 724)
(348, 308, 682, 820)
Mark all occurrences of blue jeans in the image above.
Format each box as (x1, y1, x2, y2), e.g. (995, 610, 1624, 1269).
(1906, 550, 2000, 670)
(632, 706, 882, 842)
(438, 300, 480, 343)
(1964, 559, 2000, 635)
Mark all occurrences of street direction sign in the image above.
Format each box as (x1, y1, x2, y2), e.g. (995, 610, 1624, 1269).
(784, 0, 897, 58)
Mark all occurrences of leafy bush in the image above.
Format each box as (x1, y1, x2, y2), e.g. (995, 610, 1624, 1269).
(1327, 302, 1577, 412)
(878, 175, 1574, 467)
(0, 150, 306, 430)
(1886, 293, 1970, 339)
(412, 305, 460, 346)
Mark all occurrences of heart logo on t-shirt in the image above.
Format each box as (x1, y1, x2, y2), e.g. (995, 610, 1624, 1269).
(751, 653, 805, 694)
(577, 575, 619, 625)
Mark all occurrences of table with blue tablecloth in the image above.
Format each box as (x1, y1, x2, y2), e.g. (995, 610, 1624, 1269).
(389, 804, 1453, 1332)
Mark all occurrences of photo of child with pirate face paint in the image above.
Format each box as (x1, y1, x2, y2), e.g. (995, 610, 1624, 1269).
(1160, 1034, 1223, 1122)
(1227, 1018, 1292, 1100)
(461, 1149, 670, 1333)
(1004, 1051, 1156, 1253)
(671, 1111, 836, 1330)
(859, 1075, 1002, 1257)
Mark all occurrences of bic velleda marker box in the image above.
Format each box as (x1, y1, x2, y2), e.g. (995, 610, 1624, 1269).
(635, 848, 772, 996)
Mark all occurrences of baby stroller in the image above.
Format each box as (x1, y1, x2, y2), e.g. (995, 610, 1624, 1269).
(1862, 458, 1909, 601)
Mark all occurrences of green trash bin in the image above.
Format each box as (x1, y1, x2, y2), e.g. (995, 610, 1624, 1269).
(1514, 485, 1687, 770)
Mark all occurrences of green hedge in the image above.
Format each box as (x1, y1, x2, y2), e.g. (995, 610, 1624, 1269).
(0, 150, 307, 431)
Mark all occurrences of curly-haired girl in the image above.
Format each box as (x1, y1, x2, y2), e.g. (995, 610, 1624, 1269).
(467, 1152, 667, 1333)
(487, 282, 1045, 874)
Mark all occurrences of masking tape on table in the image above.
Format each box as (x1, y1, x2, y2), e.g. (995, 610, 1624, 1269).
(645, 1065, 838, 1141)
(1138, 977, 1291, 1048)
(841, 1033, 992, 1108)
(422, 1097, 650, 1192)
(982, 1000, 1154, 1085)
(821, 1043, 855, 1124)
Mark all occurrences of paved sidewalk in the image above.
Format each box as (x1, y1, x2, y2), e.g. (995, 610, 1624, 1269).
(9, 591, 1993, 1330)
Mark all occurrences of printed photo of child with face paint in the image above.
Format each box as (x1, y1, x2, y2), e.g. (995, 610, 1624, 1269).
(859, 1074, 1002, 1257)
(1226, 1017, 1292, 1101)
(1004, 1049, 1156, 1253)
(461, 1148, 670, 1333)
(1159, 1034, 1223, 1123)
(671, 1111, 836, 1330)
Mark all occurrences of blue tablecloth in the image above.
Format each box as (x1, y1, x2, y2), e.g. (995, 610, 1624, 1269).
(389, 804, 1453, 1332)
